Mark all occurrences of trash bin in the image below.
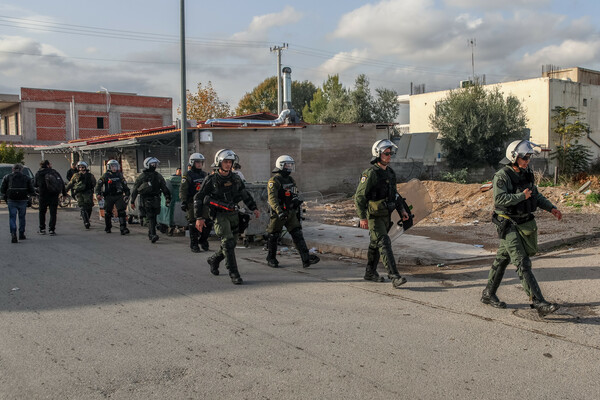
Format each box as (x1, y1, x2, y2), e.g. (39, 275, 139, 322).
(157, 175, 188, 230)
(239, 182, 270, 241)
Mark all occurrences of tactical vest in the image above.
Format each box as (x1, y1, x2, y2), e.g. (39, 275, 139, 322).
(273, 173, 298, 210)
(496, 166, 538, 217)
(101, 171, 126, 196)
(206, 173, 243, 204)
(73, 172, 94, 193)
(366, 167, 395, 201)
(185, 168, 207, 199)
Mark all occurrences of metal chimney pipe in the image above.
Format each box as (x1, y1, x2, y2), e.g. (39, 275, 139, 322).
(282, 66, 292, 110)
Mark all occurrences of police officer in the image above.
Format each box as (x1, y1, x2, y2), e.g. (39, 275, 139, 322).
(66, 161, 97, 230)
(355, 140, 410, 289)
(482, 140, 562, 317)
(130, 157, 171, 243)
(180, 152, 213, 253)
(95, 159, 131, 235)
(266, 155, 320, 268)
(194, 149, 260, 285)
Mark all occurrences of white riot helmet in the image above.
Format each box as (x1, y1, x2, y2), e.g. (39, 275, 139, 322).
(275, 155, 295, 173)
(502, 140, 541, 164)
(143, 157, 160, 170)
(107, 159, 120, 172)
(213, 149, 237, 168)
(76, 161, 88, 170)
(372, 139, 398, 158)
(188, 152, 205, 167)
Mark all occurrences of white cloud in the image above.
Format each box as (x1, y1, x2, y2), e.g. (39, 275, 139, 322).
(519, 39, 600, 69)
(443, 0, 551, 9)
(231, 5, 302, 42)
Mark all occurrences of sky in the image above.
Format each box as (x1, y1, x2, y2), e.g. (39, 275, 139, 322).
(1, 0, 599, 117)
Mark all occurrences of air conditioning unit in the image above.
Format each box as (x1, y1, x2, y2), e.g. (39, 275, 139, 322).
(460, 80, 473, 88)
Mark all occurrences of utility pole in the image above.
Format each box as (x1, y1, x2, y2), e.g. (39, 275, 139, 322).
(468, 38, 476, 81)
(270, 43, 288, 115)
(179, 0, 188, 171)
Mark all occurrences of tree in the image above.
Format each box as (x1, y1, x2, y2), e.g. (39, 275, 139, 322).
(303, 74, 400, 124)
(348, 74, 374, 123)
(0, 143, 25, 164)
(184, 81, 231, 121)
(373, 88, 400, 123)
(235, 76, 316, 120)
(550, 106, 592, 176)
(429, 84, 527, 169)
(304, 74, 352, 124)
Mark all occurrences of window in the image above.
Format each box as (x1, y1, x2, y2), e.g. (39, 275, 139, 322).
(15, 113, 19, 135)
(97, 117, 105, 129)
(583, 98, 588, 107)
(3, 116, 8, 135)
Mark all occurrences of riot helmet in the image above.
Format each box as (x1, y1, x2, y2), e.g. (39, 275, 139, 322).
(275, 155, 295, 173)
(501, 140, 541, 165)
(77, 161, 89, 170)
(107, 159, 120, 172)
(143, 157, 160, 171)
(188, 152, 205, 168)
(213, 149, 237, 170)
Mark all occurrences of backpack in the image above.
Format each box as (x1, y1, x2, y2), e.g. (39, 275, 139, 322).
(45, 171, 63, 194)
(7, 173, 30, 201)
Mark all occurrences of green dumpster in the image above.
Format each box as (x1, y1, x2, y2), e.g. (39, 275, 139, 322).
(157, 175, 188, 229)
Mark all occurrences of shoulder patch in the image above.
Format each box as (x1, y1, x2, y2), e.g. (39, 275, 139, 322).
(497, 180, 505, 188)
(268, 182, 274, 188)
(181, 178, 186, 183)
(360, 176, 367, 183)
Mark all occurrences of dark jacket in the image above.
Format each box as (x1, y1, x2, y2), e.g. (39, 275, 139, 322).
(34, 168, 67, 198)
(1, 170, 35, 201)
(193, 171, 257, 219)
(95, 171, 130, 197)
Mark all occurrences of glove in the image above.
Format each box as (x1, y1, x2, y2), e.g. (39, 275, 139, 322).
(165, 199, 171, 207)
(181, 203, 188, 212)
(277, 211, 288, 221)
(123, 195, 130, 204)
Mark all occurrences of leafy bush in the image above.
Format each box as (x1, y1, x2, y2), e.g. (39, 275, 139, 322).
(585, 193, 600, 203)
(440, 168, 469, 184)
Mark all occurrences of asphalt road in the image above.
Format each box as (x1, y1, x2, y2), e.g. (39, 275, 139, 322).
(1, 205, 599, 399)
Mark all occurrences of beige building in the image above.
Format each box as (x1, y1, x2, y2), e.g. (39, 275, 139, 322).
(402, 67, 600, 161)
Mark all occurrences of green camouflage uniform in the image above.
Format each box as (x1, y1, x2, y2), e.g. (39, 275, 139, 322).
(66, 171, 96, 228)
(355, 163, 406, 287)
(485, 166, 556, 306)
(265, 170, 318, 268)
(95, 170, 131, 234)
(194, 171, 257, 283)
(131, 169, 171, 241)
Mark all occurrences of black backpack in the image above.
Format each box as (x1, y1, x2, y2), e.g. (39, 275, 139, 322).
(45, 171, 63, 194)
(7, 173, 30, 201)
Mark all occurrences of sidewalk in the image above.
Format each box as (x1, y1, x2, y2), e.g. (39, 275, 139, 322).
(284, 222, 496, 265)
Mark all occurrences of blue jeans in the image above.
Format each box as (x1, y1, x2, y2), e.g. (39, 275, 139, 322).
(8, 200, 28, 234)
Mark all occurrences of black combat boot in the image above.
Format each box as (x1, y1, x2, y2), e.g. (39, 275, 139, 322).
(148, 218, 159, 243)
(224, 239, 243, 284)
(11, 233, 18, 243)
(481, 263, 506, 308)
(380, 236, 406, 288)
(521, 269, 560, 317)
(104, 214, 112, 233)
(189, 224, 200, 253)
(81, 208, 91, 229)
(364, 245, 384, 282)
(207, 250, 225, 276)
(19, 232, 26, 240)
(290, 228, 320, 268)
(266, 233, 280, 268)
(119, 216, 130, 235)
(481, 285, 507, 308)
